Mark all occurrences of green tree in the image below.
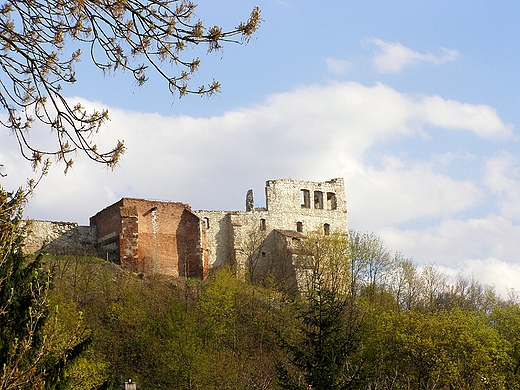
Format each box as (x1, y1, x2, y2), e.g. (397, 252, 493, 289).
(0, 188, 89, 389)
(390, 255, 422, 310)
(370, 308, 509, 389)
(277, 234, 365, 390)
(0, 0, 261, 173)
(348, 230, 395, 300)
(491, 303, 520, 388)
(277, 286, 360, 390)
(196, 266, 283, 389)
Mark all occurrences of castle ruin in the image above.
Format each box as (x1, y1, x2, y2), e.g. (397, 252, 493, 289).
(25, 178, 348, 289)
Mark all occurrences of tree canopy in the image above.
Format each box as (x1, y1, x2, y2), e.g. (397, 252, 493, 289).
(0, 0, 261, 174)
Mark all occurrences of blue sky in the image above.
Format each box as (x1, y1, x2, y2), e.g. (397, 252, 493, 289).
(2, 1, 520, 295)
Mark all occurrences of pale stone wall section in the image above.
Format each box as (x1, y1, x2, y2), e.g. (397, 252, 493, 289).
(194, 211, 233, 269)
(23, 220, 96, 255)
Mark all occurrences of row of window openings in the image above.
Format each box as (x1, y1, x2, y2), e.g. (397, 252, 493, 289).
(301, 190, 337, 210)
(205, 217, 330, 235)
(262, 219, 330, 234)
(204, 217, 265, 231)
(296, 221, 330, 235)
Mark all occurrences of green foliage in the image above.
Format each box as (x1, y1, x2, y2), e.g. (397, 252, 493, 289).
(34, 231, 520, 390)
(369, 308, 509, 389)
(296, 233, 351, 295)
(198, 266, 238, 345)
(348, 229, 395, 299)
(278, 287, 359, 390)
(491, 303, 520, 388)
(46, 261, 282, 389)
(166, 303, 210, 389)
(278, 235, 369, 390)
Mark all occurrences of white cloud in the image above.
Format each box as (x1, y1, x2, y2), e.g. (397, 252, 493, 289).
(325, 57, 352, 76)
(1, 82, 511, 220)
(380, 215, 520, 296)
(382, 215, 520, 264)
(346, 157, 482, 228)
(483, 152, 520, 219)
(1, 81, 518, 296)
(365, 38, 460, 73)
(420, 96, 513, 139)
(460, 258, 520, 297)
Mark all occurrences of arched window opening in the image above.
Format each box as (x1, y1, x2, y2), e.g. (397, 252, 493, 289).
(202, 217, 210, 229)
(296, 221, 303, 232)
(324, 223, 330, 235)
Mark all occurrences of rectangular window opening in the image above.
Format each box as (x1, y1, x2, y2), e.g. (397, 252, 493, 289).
(314, 191, 324, 209)
(327, 192, 337, 210)
(301, 189, 310, 208)
(296, 221, 303, 232)
(203, 217, 210, 229)
(260, 218, 266, 231)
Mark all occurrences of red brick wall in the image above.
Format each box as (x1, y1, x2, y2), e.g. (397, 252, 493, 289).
(91, 198, 207, 279)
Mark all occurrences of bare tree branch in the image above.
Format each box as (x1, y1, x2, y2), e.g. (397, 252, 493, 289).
(0, 1, 261, 173)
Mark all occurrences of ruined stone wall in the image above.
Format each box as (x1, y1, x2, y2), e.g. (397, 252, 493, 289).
(25, 178, 346, 286)
(24, 220, 95, 255)
(195, 178, 348, 278)
(227, 210, 270, 277)
(245, 229, 311, 293)
(272, 230, 301, 293)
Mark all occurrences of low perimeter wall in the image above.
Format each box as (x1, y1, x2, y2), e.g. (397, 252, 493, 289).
(24, 220, 96, 255)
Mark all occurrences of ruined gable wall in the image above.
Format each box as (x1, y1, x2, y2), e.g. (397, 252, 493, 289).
(177, 208, 208, 279)
(90, 200, 123, 243)
(233, 178, 348, 282)
(120, 198, 206, 278)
